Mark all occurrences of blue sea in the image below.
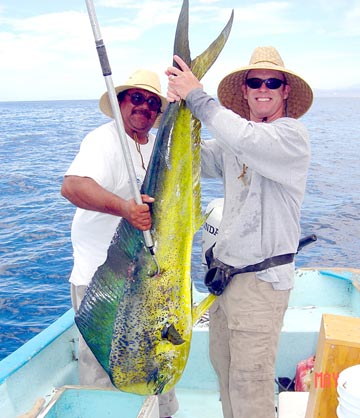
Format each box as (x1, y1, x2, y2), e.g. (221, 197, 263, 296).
(0, 97, 359, 361)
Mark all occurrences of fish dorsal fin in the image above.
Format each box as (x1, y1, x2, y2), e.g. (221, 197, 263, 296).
(191, 115, 204, 233)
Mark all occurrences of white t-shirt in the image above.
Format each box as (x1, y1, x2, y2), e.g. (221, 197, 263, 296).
(65, 121, 155, 286)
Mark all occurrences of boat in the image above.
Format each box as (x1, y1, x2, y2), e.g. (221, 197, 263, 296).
(1, 268, 360, 417)
(1, 198, 360, 417)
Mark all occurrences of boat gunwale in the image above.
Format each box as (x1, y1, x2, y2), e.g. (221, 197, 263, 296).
(0, 308, 75, 384)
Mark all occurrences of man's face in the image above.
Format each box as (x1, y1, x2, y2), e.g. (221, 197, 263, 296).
(119, 88, 161, 135)
(241, 69, 290, 122)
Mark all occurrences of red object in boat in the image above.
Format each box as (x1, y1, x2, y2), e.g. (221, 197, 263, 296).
(295, 355, 315, 391)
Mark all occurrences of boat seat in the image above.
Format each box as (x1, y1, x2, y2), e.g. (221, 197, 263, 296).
(277, 391, 308, 418)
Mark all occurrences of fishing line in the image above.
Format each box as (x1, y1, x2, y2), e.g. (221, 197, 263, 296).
(84, 0, 160, 273)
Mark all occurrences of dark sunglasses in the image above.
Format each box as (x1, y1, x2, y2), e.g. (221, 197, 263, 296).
(245, 77, 285, 90)
(126, 92, 162, 112)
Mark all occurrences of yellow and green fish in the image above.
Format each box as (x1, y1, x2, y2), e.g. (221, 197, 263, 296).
(75, 0, 233, 396)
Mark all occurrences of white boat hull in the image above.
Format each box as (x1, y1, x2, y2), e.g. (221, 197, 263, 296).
(1, 268, 360, 417)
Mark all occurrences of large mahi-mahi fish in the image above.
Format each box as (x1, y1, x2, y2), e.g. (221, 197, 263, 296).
(75, 0, 233, 395)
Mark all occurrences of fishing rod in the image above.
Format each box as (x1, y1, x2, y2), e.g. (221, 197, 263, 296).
(84, 0, 159, 272)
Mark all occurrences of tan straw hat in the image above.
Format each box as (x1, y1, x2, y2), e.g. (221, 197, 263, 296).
(99, 69, 167, 128)
(217, 46, 313, 120)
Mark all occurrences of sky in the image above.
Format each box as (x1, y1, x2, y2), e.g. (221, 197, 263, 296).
(0, 0, 359, 101)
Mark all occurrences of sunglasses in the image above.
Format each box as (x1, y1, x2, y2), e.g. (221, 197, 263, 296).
(245, 78, 285, 90)
(126, 92, 162, 112)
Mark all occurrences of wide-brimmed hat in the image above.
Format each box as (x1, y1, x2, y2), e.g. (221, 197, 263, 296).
(99, 69, 167, 128)
(217, 46, 313, 120)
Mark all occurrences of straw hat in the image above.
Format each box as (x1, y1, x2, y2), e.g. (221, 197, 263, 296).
(217, 46, 313, 120)
(99, 69, 167, 128)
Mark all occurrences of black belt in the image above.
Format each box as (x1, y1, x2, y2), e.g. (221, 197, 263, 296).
(204, 234, 317, 296)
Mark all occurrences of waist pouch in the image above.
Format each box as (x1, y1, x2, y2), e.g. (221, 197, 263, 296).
(204, 244, 295, 296)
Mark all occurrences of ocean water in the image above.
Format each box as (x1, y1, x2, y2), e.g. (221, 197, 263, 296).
(0, 97, 359, 360)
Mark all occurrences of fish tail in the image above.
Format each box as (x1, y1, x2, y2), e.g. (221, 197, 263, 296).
(191, 9, 234, 80)
(173, 0, 234, 81)
(173, 0, 191, 67)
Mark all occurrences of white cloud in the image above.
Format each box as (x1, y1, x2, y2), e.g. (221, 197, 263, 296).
(97, 0, 142, 7)
(0, 11, 101, 101)
(0, 0, 359, 100)
(343, 5, 360, 36)
(10, 11, 88, 34)
(198, 0, 222, 4)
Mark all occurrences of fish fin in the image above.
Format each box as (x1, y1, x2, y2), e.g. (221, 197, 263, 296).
(195, 208, 213, 232)
(191, 115, 203, 233)
(192, 293, 217, 325)
(161, 323, 185, 345)
(191, 9, 234, 80)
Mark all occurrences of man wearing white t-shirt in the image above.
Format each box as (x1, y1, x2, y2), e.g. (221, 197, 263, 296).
(61, 70, 177, 418)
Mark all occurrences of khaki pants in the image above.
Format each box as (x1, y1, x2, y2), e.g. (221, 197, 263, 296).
(71, 284, 178, 417)
(209, 272, 290, 418)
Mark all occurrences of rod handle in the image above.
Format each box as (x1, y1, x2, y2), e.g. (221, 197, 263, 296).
(297, 234, 317, 253)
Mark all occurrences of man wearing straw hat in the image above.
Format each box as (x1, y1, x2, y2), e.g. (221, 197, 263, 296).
(61, 69, 177, 418)
(166, 46, 313, 417)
